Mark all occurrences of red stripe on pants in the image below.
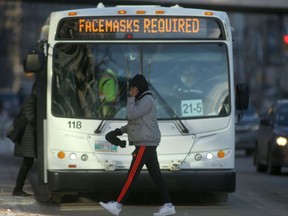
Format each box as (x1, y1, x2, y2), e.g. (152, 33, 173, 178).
(117, 146, 146, 203)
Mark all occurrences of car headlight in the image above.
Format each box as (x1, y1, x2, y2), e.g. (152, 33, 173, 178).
(276, 136, 287, 146)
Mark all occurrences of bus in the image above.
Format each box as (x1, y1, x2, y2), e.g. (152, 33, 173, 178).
(25, 2, 248, 200)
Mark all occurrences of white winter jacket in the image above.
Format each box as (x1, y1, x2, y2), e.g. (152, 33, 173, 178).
(120, 91, 161, 146)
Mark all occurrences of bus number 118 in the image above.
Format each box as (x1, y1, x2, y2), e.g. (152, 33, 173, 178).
(68, 121, 82, 129)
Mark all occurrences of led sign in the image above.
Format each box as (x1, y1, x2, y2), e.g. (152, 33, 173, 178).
(56, 16, 223, 40)
(78, 18, 200, 34)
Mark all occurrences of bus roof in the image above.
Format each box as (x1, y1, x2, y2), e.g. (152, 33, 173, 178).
(44, 3, 231, 42)
(50, 3, 228, 20)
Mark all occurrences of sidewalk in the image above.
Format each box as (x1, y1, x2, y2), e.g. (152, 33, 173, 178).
(0, 138, 39, 215)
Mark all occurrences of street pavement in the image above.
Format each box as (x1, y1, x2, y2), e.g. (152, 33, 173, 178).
(0, 137, 40, 216)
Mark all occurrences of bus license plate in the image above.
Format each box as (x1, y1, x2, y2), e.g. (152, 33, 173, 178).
(94, 142, 117, 152)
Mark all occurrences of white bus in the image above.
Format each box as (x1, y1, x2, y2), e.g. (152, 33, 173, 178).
(25, 3, 248, 200)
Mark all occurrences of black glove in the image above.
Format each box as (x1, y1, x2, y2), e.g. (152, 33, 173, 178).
(117, 140, 127, 148)
(114, 128, 123, 136)
(105, 130, 126, 148)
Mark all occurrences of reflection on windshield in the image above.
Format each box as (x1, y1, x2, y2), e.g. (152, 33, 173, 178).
(276, 107, 288, 126)
(52, 43, 230, 119)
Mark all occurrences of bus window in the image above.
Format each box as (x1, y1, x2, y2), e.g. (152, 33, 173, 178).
(142, 43, 230, 118)
(52, 43, 98, 117)
(52, 43, 229, 119)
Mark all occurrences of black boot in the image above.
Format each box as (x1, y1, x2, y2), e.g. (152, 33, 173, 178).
(12, 189, 31, 196)
(13, 158, 33, 196)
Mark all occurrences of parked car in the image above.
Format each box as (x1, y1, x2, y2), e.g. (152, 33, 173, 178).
(254, 99, 288, 175)
(235, 104, 259, 155)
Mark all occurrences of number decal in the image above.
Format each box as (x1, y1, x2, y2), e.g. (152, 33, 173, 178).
(181, 99, 203, 117)
(68, 121, 82, 129)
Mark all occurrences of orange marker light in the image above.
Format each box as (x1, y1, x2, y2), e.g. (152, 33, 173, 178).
(68, 12, 77, 16)
(136, 10, 146, 14)
(57, 151, 65, 159)
(204, 11, 214, 16)
(217, 150, 225, 158)
(118, 10, 127, 14)
(155, 10, 165, 14)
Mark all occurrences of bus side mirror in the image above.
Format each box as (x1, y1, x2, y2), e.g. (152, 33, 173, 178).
(235, 83, 249, 111)
(23, 54, 41, 73)
(23, 47, 44, 73)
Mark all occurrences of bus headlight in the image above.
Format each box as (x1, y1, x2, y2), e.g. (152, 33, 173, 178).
(194, 154, 202, 161)
(81, 154, 89, 161)
(69, 153, 77, 160)
(206, 152, 214, 159)
(276, 136, 287, 146)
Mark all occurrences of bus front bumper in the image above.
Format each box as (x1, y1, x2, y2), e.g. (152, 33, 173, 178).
(47, 169, 235, 193)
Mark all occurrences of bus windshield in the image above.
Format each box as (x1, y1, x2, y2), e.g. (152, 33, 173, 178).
(52, 42, 230, 119)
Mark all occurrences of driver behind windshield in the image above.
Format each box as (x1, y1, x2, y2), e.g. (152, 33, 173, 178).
(173, 66, 203, 95)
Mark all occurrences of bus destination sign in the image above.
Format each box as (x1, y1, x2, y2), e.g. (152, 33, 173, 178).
(56, 16, 223, 40)
(78, 17, 200, 34)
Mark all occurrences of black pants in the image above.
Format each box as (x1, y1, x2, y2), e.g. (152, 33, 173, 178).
(117, 146, 172, 204)
(14, 157, 34, 191)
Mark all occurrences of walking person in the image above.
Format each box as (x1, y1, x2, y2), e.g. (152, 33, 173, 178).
(12, 82, 37, 196)
(100, 74, 176, 216)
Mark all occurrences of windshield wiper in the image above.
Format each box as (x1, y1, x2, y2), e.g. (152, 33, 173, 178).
(94, 119, 107, 134)
(148, 83, 189, 134)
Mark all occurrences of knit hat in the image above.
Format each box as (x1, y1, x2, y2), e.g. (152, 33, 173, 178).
(129, 74, 149, 99)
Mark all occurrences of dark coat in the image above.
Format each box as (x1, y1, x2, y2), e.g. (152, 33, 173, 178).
(13, 93, 37, 158)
